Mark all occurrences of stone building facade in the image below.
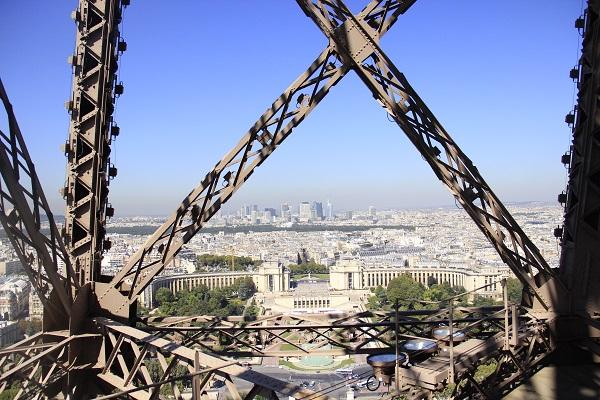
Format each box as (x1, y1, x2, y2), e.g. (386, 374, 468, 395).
(330, 258, 509, 299)
(141, 261, 290, 308)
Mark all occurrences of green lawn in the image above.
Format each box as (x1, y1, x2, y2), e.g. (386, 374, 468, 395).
(280, 343, 302, 351)
(293, 273, 330, 280)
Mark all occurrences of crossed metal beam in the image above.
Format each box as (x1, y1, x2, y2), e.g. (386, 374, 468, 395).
(101, 0, 560, 318)
(100, 0, 417, 317)
(94, 318, 321, 400)
(0, 0, 573, 398)
(142, 306, 507, 357)
(0, 79, 78, 327)
(0, 319, 323, 400)
(296, 0, 561, 308)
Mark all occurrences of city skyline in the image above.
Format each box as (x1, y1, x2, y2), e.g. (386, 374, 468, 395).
(103, 199, 559, 219)
(0, 1, 580, 216)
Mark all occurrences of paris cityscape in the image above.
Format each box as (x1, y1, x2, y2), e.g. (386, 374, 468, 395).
(0, 200, 562, 395)
(0, 1, 593, 399)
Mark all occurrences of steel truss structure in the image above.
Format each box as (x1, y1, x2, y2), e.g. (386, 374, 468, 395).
(559, 0, 600, 346)
(0, 320, 317, 400)
(0, 0, 598, 398)
(143, 307, 507, 358)
(0, 80, 77, 329)
(63, 0, 126, 290)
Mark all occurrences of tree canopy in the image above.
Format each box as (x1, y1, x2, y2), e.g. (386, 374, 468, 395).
(154, 277, 257, 317)
(387, 274, 426, 307)
(196, 254, 261, 272)
(506, 277, 523, 303)
(287, 262, 328, 276)
(366, 274, 488, 310)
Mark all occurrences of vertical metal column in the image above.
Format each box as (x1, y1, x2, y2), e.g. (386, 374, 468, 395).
(559, 0, 600, 314)
(503, 278, 510, 350)
(63, 0, 127, 286)
(448, 299, 455, 384)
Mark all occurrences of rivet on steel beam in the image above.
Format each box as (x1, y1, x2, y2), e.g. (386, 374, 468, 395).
(464, 187, 478, 203)
(558, 192, 567, 204)
(561, 153, 571, 165)
(575, 17, 585, 29)
(122, 0, 131, 6)
(64, 100, 73, 112)
(103, 239, 112, 250)
(59, 186, 69, 199)
(60, 142, 71, 155)
(118, 40, 127, 52)
(191, 204, 200, 221)
(111, 124, 120, 137)
(108, 166, 118, 178)
(553, 226, 563, 238)
(565, 112, 575, 125)
(114, 83, 124, 96)
(430, 146, 441, 157)
(367, 18, 380, 30)
(106, 205, 114, 218)
(70, 10, 79, 21)
(296, 93, 309, 107)
(569, 68, 579, 80)
(222, 171, 233, 184)
(67, 54, 77, 66)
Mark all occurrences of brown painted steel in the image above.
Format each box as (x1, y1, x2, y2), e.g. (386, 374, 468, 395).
(0, 1, 596, 398)
(101, 0, 416, 318)
(560, 0, 600, 315)
(63, 0, 126, 287)
(295, 0, 564, 311)
(0, 79, 77, 328)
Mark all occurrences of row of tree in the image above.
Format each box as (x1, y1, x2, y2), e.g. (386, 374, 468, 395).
(196, 254, 261, 271)
(155, 277, 256, 316)
(367, 274, 523, 310)
(287, 262, 328, 276)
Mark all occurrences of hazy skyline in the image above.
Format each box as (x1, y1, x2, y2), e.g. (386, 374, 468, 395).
(0, 1, 581, 216)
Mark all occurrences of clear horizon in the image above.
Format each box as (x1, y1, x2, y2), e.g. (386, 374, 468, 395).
(0, 1, 580, 216)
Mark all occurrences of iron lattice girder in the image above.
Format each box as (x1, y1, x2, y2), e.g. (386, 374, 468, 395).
(0, 320, 320, 400)
(94, 318, 321, 400)
(142, 307, 507, 357)
(64, 0, 125, 286)
(559, 0, 600, 313)
(0, 330, 95, 399)
(102, 0, 416, 314)
(450, 324, 552, 399)
(0, 79, 77, 321)
(295, 0, 562, 309)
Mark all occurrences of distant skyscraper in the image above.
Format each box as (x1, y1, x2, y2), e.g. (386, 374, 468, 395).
(242, 204, 251, 217)
(326, 200, 333, 219)
(299, 202, 312, 221)
(313, 202, 323, 220)
(262, 210, 273, 223)
(264, 208, 277, 217)
(281, 203, 291, 221)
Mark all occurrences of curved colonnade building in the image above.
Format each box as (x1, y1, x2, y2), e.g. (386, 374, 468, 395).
(141, 258, 511, 310)
(329, 258, 510, 298)
(141, 262, 290, 308)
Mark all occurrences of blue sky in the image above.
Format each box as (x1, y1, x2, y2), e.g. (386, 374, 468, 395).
(0, 1, 582, 215)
